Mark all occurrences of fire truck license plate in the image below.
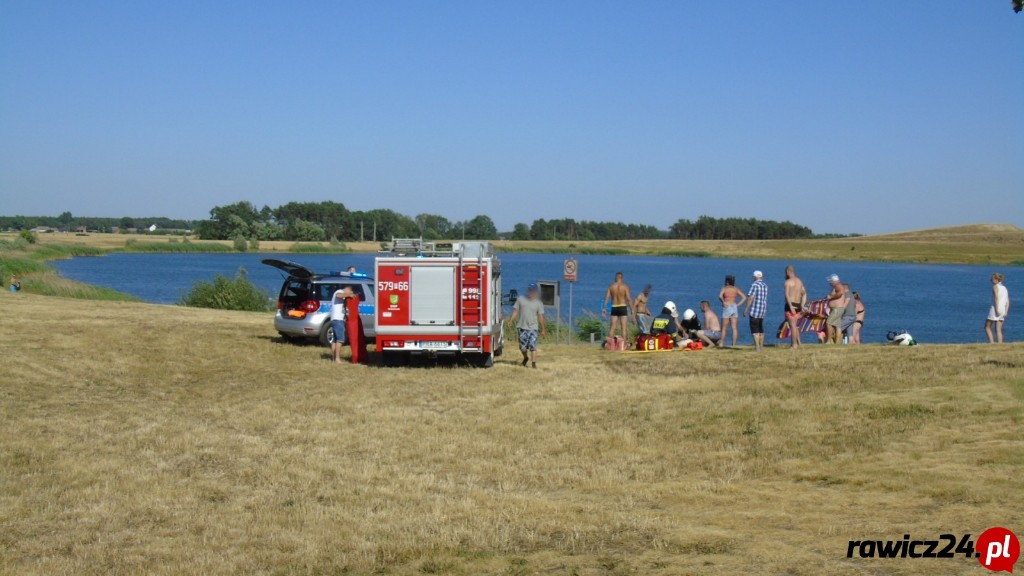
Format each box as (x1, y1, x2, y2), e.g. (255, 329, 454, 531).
(421, 341, 452, 349)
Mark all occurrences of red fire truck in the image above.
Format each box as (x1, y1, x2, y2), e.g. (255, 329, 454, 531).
(375, 239, 504, 367)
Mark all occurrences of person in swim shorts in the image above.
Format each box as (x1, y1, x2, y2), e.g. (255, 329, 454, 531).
(602, 271, 634, 343)
(634, 284, 653, 334)
(824, 274, 847, 344)
(783, 265, 807, 349)
(696, 300, 722, 347)
(719, 275, 747, 347)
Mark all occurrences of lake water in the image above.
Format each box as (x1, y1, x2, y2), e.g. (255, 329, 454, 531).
(51, 252, 1020, 345)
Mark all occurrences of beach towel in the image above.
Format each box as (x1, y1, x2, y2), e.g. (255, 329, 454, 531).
(777, 298, 830, 340)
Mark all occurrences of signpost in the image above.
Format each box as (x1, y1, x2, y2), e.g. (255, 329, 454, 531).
(563, 258, 578, 344)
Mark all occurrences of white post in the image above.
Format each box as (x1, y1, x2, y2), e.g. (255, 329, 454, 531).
(568, 281, 573, 345)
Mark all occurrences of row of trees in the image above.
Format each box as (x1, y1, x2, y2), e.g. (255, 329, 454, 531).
(193, 201, 500, 242)
(1, 203, 832, 242)
(669, 216, 814, 240)
(193, 201, 827, 242)
(511, 219, 662, 241)
(0, 212, 194, 232)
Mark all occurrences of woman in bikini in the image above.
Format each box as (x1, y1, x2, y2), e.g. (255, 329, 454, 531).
(851, 292, 865, 344)
(718, 275, 747, 347)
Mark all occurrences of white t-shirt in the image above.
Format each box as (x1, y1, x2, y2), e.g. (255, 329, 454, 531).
(330, 292, 347, 321)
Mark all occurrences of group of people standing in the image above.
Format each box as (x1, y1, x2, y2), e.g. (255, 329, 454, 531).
(601, 267, 867, 350)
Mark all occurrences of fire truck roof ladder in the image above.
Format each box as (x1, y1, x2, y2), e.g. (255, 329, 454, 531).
(383, 238, 494, 258)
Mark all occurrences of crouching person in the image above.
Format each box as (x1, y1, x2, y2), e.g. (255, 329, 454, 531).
(650, 301, 689, 348)
(695, 300, 723, 347)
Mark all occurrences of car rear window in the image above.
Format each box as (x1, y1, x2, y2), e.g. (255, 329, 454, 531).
(279, 280, 310, 303)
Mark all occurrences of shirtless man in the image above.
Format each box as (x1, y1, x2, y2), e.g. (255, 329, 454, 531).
(696, 300, 722, 347)
(783, 265, 807, 349)
(825, 274, 847, 344)
(602, 272, 634, 343)
(718, 275, 747, 347)
(634, 284, 653, 334)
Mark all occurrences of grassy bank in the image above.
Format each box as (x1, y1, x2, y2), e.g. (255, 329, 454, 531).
(0, 239, 138, 301)
(6, 223, 1022, 264)
(1, 293, 1021, 575)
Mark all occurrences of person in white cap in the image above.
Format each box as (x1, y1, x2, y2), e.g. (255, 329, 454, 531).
(743, 270, 768, 351)
(824, 274, 848, 344)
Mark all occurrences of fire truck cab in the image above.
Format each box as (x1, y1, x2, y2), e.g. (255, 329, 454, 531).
(375, 238, 504, 367)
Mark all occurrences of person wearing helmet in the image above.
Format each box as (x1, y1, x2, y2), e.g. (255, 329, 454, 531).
(679, 307, 702, 340)
(650, 301, 687, 347)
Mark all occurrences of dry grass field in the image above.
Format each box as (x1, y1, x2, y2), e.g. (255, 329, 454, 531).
(1, 291, 1022, 575)
(9, 222, 1023, 264)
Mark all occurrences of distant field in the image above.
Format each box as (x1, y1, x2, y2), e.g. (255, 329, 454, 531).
(1, 292, 1022, 575)
(5, 223, 1022, 264)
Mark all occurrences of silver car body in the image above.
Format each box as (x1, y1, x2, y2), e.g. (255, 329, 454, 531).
(263, 259, 376, 345)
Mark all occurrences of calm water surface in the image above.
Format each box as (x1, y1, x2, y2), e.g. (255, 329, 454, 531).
(52, 252, 1021, 345)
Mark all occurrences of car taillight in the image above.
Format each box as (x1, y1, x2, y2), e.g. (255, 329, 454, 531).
(302, 300, 320, 313)
(277, 300, 283, 310)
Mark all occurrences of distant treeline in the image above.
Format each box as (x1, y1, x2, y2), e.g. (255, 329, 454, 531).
(0, 213, 193, 232)
(193, 201, 836, 242)
(2, 202, 844, 242)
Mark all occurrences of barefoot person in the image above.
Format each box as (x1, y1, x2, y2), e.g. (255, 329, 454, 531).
(634, 284, 653, 334)
(985, 272, 1010, 343)
(850, 291, 865, 345)
(696, 301, 722, 347)
(330, 286, 355, 364)
(602, 272, 633, 344)
(783, 265, 807, 349)
(743, 270, 768, 351)
(509, 283, 548, 368)
(719, 275, 747, 347)
(824, 274, 847, 344)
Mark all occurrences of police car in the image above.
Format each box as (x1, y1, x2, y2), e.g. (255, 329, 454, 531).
(262, 259, 376, 346)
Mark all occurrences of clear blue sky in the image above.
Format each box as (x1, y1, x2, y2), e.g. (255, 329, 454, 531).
(1, 1, 1021, 234)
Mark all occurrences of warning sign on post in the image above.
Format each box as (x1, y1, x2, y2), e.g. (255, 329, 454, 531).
(563, 258, 578, 282)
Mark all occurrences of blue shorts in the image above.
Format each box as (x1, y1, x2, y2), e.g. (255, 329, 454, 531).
(703, 330, 722, 342)
(722, 304, 738, 318)
(331, 320, 347, 345)
(518, 328, 539, 352)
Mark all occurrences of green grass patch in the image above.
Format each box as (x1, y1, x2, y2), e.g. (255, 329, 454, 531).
(121, 240, 235, 253)
(286, 243, 350, 254)
(0, 242, 138, 301)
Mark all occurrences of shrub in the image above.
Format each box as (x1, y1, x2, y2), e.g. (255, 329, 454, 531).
(249, 237, 260, 251)
(232, 235, 248, 252)
(576, 314, 604, 341)
(19, 229, 37, 244)
(287, 243, 348, 254)
(180, 267, 273, 312)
